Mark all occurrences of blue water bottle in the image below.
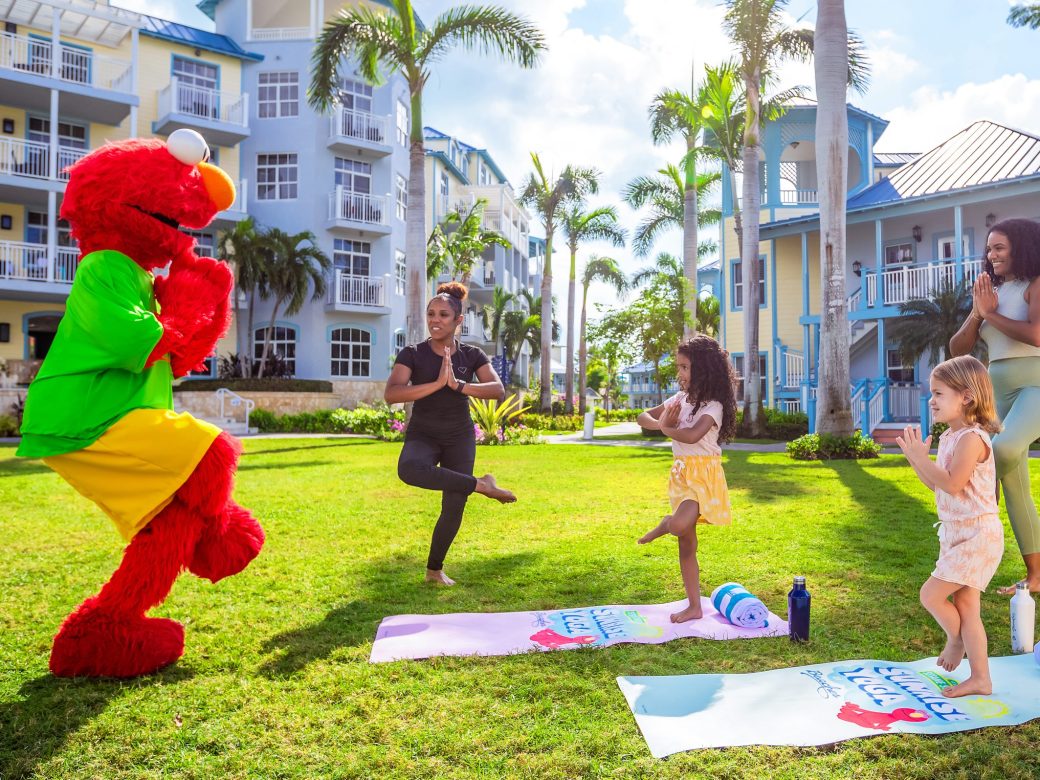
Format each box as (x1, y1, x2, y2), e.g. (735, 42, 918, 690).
(788, 576, 810, 642)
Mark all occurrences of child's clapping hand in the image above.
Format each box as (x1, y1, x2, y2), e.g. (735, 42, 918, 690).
(896, 425, 933, 463)
(660, 399, 682, 429)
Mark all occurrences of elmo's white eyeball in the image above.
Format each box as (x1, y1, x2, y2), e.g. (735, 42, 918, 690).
(167, 129, 210, 166)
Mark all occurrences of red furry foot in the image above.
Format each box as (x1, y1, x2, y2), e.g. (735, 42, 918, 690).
(188, 503, 265, 584)
(50, 598, 184, 678)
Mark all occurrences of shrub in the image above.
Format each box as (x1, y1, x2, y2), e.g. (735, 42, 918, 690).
(471, 394, 528, 445)
(593, 407, 641, 422)
(251, 403, 403, 439)
(787, 431, 881, 461)
(0, 413, 19, 437)
(175, 378, 334, 393)
(931, 421, 949, 440)
(734, 408, 809, 441)
(502, 423, 542, 445)
(516, 413, 582, 431)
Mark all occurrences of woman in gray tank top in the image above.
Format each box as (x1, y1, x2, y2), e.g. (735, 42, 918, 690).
(951, 218, 1040, 595)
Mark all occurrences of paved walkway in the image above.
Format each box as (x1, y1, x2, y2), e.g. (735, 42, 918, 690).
(545, 422, 792, 451)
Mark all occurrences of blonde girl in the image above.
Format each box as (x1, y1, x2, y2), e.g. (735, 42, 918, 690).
(897, 355, 1004, 698)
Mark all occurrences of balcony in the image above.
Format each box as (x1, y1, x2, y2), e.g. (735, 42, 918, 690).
(0, 138, 88, 197)
(459, 311, 485, 343)
(249, 27, 311, 41)
(153, 78, 249, 146)
(0, 241, 78, 299)
(326, 188, 391, 235)
(328, 108, 391, 158)
(326, 271, 390, 313)
(862, 257, 984, 308)
(212, 178, 249, 225)
(779, 188, 818, 205)
(0, 32, 136, 123)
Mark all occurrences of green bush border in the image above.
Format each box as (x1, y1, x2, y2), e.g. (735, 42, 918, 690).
(174, 378, 334, 393)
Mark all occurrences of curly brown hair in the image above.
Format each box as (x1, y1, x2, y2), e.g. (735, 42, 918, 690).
(431, 281, 468, 315)
(985, 218, 1040, 283)
(677, 334, 737, 443)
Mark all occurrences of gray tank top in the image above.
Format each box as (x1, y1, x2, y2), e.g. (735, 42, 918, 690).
(980, 279, 1040, 360)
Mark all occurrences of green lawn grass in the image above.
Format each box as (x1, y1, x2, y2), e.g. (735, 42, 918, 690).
(2, 441, 1039, 779)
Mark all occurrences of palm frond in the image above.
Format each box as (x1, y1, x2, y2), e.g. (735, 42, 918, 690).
(421, 5, 545, 68)
(1008, 4, 1040, 28)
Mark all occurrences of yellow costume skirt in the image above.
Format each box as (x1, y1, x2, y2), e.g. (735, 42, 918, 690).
(43, 409, 221, 541)
(667, 455, 732, 525)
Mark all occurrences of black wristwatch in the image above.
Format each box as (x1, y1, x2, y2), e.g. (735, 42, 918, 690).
(456, 380, 467, 394)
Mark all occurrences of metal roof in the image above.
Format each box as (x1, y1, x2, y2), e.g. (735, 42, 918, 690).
(2, 0, 142, 46)
(423, 126, 510, 185)
(139, 13, 262, 61)
(848, 120, 1040, 209)
(197, 0, 426, 31)
(873, 152, 919, 166)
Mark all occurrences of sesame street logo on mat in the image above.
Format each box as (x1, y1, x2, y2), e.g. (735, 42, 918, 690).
(544, 607, 663, 645)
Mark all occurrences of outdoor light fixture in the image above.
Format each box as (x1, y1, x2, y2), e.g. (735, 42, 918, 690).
(0, 323, 9, 343)
(852, 259, 863, 277)
(2, 118, 13, 134)
(912, 225, 922, 242)
(0, 215, 10, 230)
(986, 213, 997, 228)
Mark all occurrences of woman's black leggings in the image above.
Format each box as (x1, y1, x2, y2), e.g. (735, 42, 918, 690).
(397, 426, 478, 571)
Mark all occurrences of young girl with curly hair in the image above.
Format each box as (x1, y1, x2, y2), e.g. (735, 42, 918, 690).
(636, 334, 737, 623)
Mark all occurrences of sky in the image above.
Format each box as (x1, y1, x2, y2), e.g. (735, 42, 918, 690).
(116, 0, 1040, 324)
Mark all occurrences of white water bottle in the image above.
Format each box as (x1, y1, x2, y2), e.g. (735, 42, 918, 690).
(1010, 582, 1035, 654)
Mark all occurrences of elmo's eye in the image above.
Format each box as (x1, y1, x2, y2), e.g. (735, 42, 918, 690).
(167, 128, 209, 166)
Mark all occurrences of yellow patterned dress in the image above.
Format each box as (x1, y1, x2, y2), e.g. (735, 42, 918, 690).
(665, 395, 732, 525)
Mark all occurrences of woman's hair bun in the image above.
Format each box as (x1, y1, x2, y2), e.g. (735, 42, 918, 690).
(436, 281, 468, 301)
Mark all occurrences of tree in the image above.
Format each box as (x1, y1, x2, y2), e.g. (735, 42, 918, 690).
(518, 154, 599, 411)
(892, 280, 976, 366)
(623, 164, 721, 259)
(426, 198, 510, 284)
(587, 308, 639, 412)
(309, 0, 544, 349)
(562, 204, 625, 413)
(630, 251, 690, 341)
(500, 309, 540, 387)
(218, 216, 268, 377)
(481, 284, 516, 373)
(1008, 3, 1040, 28)
(578, 255, 627, 415)
(695, 294, 721, 338)
(256, 229, 332, 378)
(721, 0, 868, 436)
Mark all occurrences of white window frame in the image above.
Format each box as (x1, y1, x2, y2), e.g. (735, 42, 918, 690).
(884, 241, 915, 266)
(439, 170, 449, 215)
(333, 239, 372, 277)
(395, 249, 406, 296)
(253, 325, 297, 375)
(338, 77, 373, 113)
(186, 230, 215, 257)
(330, 327, 372, 378)
(732, 258, 766, 309)
(395, 174, 407, 221)
(256, 153, 298, 201)
(886, 348, 915, 383)
(938, 235, 971, 261)
(733, 353, 767, 400)
(394, 328, 406, 355)
(396, 99, 408, 146)
(335, 157, 372, 194)
(28, 117, 87, 148)
(257, 71, 299, 119)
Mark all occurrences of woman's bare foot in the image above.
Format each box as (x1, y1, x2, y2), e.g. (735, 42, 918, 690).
(425, 569, 456, 586)
(942, 675, 992, 698)
(936, 636, 965, 672)
(996, 578, 1040, 596)
(474, 474, 516, 503)
(670, 602, 703, 623)
(638, 516, 671, 544)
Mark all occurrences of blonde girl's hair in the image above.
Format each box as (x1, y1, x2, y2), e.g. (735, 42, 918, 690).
(931, 355, 1002, 434)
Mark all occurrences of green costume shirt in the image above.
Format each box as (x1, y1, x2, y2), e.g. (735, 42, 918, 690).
(16, 250, 172, 458)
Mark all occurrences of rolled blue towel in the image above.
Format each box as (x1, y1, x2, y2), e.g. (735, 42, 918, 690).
(711, 582, 770, 629)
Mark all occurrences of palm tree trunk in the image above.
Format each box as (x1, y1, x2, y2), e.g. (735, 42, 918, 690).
(578, 285, 589, 416)
(244, 288, 256, 377)
(405, 92, 427, 348)
(233, 276, 245, 377)
(258, 302, 280, 379)
(655, 355, 664, 406)
(815, 0, 854, 436)
(683, 135, 699, 339)
(539, 231, 554, 413)
(740, 68, 766, 437)
(564, 245, 577, 414)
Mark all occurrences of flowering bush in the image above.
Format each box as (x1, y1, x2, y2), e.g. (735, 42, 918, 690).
(253, 402, 404, 440)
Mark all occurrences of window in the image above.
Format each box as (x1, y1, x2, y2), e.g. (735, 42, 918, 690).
(173, 56, 219, 119)
(884, 242, 914, 266)
(26, 211, 73, 246)
(253, 325, 296, 375)
(938, 235, 971, 261)
(333, 239, 371, 276)
(479, 161, 491, 185)
(733, 354, 767, 400)
(395, 250, 406, 296)
(395, 174, 407, 221)
(732, 258, 766, 308)
(394, 329, 406, 355)
(886, 349, 915, 383)
(396, 99, 409, 146)
(28, 117, 87, 148)
(186, 230, 215, 257)
(256, 153, 297, 200)
(335, 158, 372, 193)
(338, 77, 373, 113)
(257, 71, 298, 118)
(330, 327, 371, 377)
(439, 170, 449, 215)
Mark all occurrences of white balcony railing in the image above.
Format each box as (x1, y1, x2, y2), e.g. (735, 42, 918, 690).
(327, 188, 389, 226)
(0, 32, 132, 93)
(227, 178, 248, 213)
(328, 271, 387, 307)
(460, 311, 482, 338)
(864, 257, 985, 307)
(867, 385, 885, 432)
(250, 27, 311, 41)
(889, 383, 920, 420)
(158, 78, 248, 126)
(783, 350, 804, 388)
(0, 137, 87, 180)
(779, 188, 818, 204)
(330, 107, 389, 145)
(0, 241, 78, 284)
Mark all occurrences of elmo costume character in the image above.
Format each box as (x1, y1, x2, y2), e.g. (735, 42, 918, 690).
(16, 129, 265, 678)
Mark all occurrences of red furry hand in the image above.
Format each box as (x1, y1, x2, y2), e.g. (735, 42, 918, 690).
(152, 254, 234, 377)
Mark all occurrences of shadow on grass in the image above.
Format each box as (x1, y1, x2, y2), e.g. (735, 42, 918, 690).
(0, 457, 52, 477)
(242, 440, 381, 457)
(0, 665, 195, 779)
(257, 552, 540, 677)
(237, 459, 338, 472)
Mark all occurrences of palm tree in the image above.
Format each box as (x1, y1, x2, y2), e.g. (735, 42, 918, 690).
(426, 198, 510, 284)
(622, 164, 721, 258)
(1008, 3, 1040, 27)
(518, 154, 599, 411)
(695, 294, 721, 338)
(721, 0, 868, 436)
(481, 284, 516, 373)
(501, 309, 541, 387)
(631, 251, 689, 339)
(892, 280, 975, 366)
(218, 216, 268, 377)
(561, 204, 625, 413)
(256, 229, 332, 378)
(578, 256, 627, 415)
(309, 1, 544, 349)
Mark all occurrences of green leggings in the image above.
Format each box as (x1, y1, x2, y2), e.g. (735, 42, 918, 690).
(990, 358, 1040, 555)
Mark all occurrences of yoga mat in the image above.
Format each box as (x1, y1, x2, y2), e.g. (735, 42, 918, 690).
(370, 597, 788, 663)
(617, 654, 1040, 757)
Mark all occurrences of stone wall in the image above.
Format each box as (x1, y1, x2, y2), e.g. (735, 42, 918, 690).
(174, 381, 386, 420)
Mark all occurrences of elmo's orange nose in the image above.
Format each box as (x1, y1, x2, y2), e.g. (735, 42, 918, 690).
(198, 161, 236, 211)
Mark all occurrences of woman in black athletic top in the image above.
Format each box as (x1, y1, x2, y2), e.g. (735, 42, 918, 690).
(385, 282, 517, 586)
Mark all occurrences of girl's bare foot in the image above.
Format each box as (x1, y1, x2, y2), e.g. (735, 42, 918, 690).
(936, 636, 965, 672)
(997, 578, 1040, 596)
(942, 675, 992, 698)
(638, 516, 671, 544)
(475, 474, 516, 503)
(670, 602, 703, 623)
(425, 569, 456, 586)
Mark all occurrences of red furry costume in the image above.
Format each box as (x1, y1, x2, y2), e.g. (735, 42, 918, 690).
(16, 130, 264, 678)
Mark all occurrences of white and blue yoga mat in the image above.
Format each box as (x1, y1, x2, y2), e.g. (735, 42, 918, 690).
(617, 654, 1040, 756)
(710, 582, 770, 629)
